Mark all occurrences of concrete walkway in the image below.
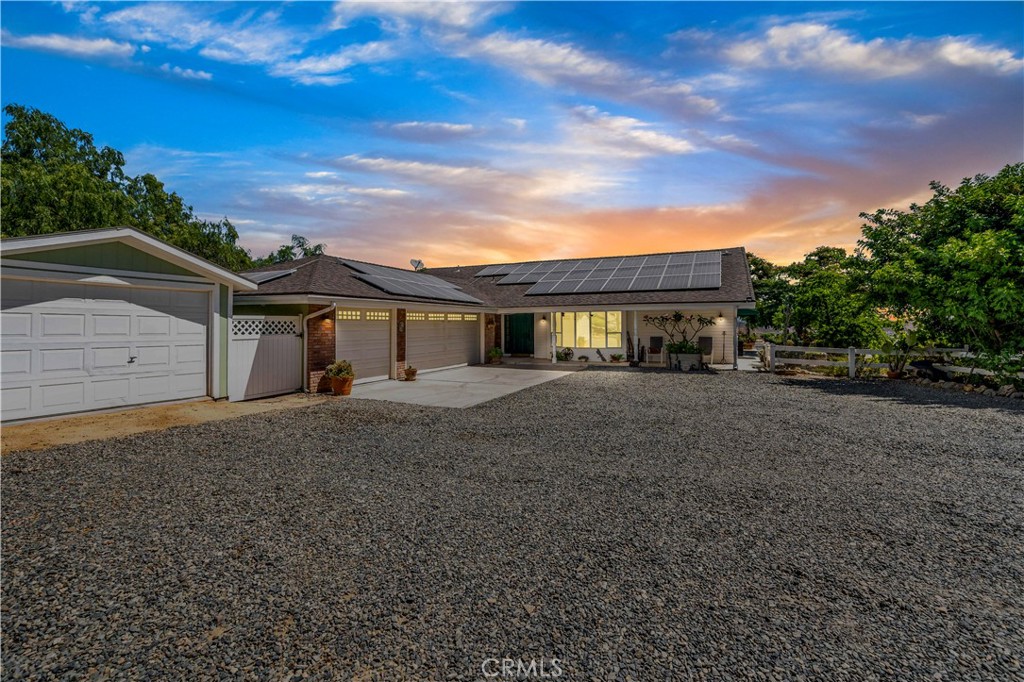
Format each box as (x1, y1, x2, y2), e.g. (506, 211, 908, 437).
(351, 365, 574, 408)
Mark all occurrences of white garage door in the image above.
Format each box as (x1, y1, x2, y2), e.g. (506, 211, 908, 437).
(1, 279, 208, 421)
(336, 309, 391, 383)
(407, 312, 480, 370)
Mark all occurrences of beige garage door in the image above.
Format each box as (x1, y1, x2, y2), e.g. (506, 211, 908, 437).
(1, 279, 208, 421)
(407, 312, 480, 370)
(335, 309, 391, 383)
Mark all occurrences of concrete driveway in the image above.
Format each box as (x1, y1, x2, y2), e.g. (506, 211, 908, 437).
(351, 365, 573, 408)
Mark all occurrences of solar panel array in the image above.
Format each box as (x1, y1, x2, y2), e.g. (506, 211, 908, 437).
(342, 259, 484, 304)
(246, 269, 296, 284)
(475, 252, 722, 295)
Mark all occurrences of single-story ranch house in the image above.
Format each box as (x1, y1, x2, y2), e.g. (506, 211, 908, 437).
(1, 227, 755, 420)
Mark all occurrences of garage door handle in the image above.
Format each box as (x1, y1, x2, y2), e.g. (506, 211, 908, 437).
(127, 356, 137, 364)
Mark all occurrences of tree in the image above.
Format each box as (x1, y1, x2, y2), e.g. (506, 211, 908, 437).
(744, 252, 792, 332)
(858, 164, 1024, 354)
(1, 104, 254, 271)
(253, 234, 326, 267)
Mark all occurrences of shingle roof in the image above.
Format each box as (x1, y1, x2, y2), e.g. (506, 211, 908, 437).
(236, 247, 756, 308)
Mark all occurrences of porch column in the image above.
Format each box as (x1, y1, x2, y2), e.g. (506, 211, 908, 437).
(551, 309, 557, 364)
(632, 311, 639, 361)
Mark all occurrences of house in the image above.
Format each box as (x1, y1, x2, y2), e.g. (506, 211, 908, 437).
(233, 246, 756, 397)
(0, 227, 256, 421)
(1, 227, 756, 420)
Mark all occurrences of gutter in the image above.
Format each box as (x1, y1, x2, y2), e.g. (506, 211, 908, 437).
(301, 303, 336, 392)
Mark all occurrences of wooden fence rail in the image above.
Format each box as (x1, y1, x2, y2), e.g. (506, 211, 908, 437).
(765, 344, 969, 379)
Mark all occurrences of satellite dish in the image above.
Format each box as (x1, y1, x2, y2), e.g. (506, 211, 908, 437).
(410, 259, 425, 271)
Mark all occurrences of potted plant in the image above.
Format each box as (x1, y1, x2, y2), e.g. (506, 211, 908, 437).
(556, 348, 574, 361)
(487, 346, 504, 364)
(403, 365, 418, 381)
(643, 312, 716, 371)
(881, 330, 918, 379)
(325, 360, 355, 395)
(666, 340, 703, 372)
(609, 353, 625, 363)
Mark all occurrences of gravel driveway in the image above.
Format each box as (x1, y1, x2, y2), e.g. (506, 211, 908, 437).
(3, 371, 1022, 680)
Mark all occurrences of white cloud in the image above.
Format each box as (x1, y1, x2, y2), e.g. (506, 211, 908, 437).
(446, 31, 719, 116)
(330, 1, 505, 30)
(1, 30, 134, 59)
(346, 187, 409, 197)
(269, 40, 398, 85)
(160, 63, 213, 81)
(61, 2, 100, 24)
(565, 106, 696, 158)
(504, 118, 527, 132)
(726, 22, 1023, 78)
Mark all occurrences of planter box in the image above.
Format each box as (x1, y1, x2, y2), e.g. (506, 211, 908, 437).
(668, 353, 702, 371)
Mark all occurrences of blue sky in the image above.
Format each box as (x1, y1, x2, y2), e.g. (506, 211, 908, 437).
(2, 2, 1022, 266)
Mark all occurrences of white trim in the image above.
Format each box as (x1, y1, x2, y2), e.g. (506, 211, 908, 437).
(1, 265, 217, 292)
(1, 227, 256, 290)
(211, 286, 221, 399)
(1, 258, 214, 284)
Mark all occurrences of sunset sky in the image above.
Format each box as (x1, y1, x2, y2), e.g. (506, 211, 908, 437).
(2, 1, 1022, 267)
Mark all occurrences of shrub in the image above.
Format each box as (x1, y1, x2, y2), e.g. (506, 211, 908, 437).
(325, 360, 354, 378)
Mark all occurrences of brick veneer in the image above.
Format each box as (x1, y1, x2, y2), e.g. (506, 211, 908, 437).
(484, 313, 501, 353)
(395, 308, 408, 379)
(307, 310, 336, 393)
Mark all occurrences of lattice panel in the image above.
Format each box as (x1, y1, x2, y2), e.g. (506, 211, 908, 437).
(232, 318, 299, 337)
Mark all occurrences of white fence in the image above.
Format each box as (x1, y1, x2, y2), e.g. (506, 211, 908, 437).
(229, 316, 303, 401)
(764, 344, 969, 379)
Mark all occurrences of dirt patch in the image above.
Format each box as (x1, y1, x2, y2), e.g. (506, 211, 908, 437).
(1, 393, 334, 454)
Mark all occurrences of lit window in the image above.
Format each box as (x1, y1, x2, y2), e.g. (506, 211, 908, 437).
(447, 313, 462, 321)
(553, 311, 624, 349)
(337, 310, 360, 320)
(407, 312, 425, 321)
(366, 311, 390, 321)
(428, 313, 445, 321)
(463, 314, 478, 321)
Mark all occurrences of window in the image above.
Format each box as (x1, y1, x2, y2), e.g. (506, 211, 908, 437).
(463, 314, 478, 321)
(407, 312, 425, 321)
(428, 313, 445, 321)
(366, 310, 390, 321)
(554, 311, 623, 348)
(447, 313, 462, 321)
(337, 309, 360, 320)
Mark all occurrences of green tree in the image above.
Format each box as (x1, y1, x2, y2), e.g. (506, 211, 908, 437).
(744, 252, 793, 332)
(253, 234, 326, 267)
(783, 246, 884, 348)
(1, 104, 254, 271)
(858, 164, 1024, 354)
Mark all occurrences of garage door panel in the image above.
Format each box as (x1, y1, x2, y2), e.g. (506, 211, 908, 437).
(41, 314, 85, 337)
(41, 382, 85, 408)
(1, 280, 210, 420)
(40, 348, 85, 373)
(1, 313, 32, 336)
(337, 311, 391, 382)
(408, 315, 479, 370)
(94, 315, 131, 336)
(92, 378, 130, 402)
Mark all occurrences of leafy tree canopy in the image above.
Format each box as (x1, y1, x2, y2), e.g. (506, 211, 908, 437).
(1, 104, 327, 272)
(857, 163, 1024, 354)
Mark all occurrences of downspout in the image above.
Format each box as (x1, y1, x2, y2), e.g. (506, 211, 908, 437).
(302, 303, 336, 393)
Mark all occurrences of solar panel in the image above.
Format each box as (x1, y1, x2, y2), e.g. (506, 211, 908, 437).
(521, 250, 724, 295)
(246, 269, 296, 284)
(356, 274, 484, 304)
(342, 259, 462, 289)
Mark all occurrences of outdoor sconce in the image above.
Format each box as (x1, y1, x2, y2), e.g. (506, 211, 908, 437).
(541, 314, 547, 322)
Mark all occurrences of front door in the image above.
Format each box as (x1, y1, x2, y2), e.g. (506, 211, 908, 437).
(504, 313, 534, 356)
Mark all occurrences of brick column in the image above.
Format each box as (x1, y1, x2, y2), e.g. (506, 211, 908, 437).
(307, 311, 336, 393)
(484, 313, 501, 353)
(395, 308, 408, 379)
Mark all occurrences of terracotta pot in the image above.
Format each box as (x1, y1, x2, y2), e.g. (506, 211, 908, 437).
(404, 369, 418, 381)
(330, 375, 354, 396)
(886, 370, 902, 380)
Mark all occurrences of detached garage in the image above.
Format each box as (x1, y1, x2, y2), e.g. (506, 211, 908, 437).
(1, 227, 256, 421)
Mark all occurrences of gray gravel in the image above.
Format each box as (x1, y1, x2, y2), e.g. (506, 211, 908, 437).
(3, 371, 1023, 680)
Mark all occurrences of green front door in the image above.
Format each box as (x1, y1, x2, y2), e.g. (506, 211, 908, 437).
(504, 313, 535, 356)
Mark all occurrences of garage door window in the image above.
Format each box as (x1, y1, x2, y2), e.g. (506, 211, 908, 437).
(366, 311, 390, 321)
(337, 309, 360, 320)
